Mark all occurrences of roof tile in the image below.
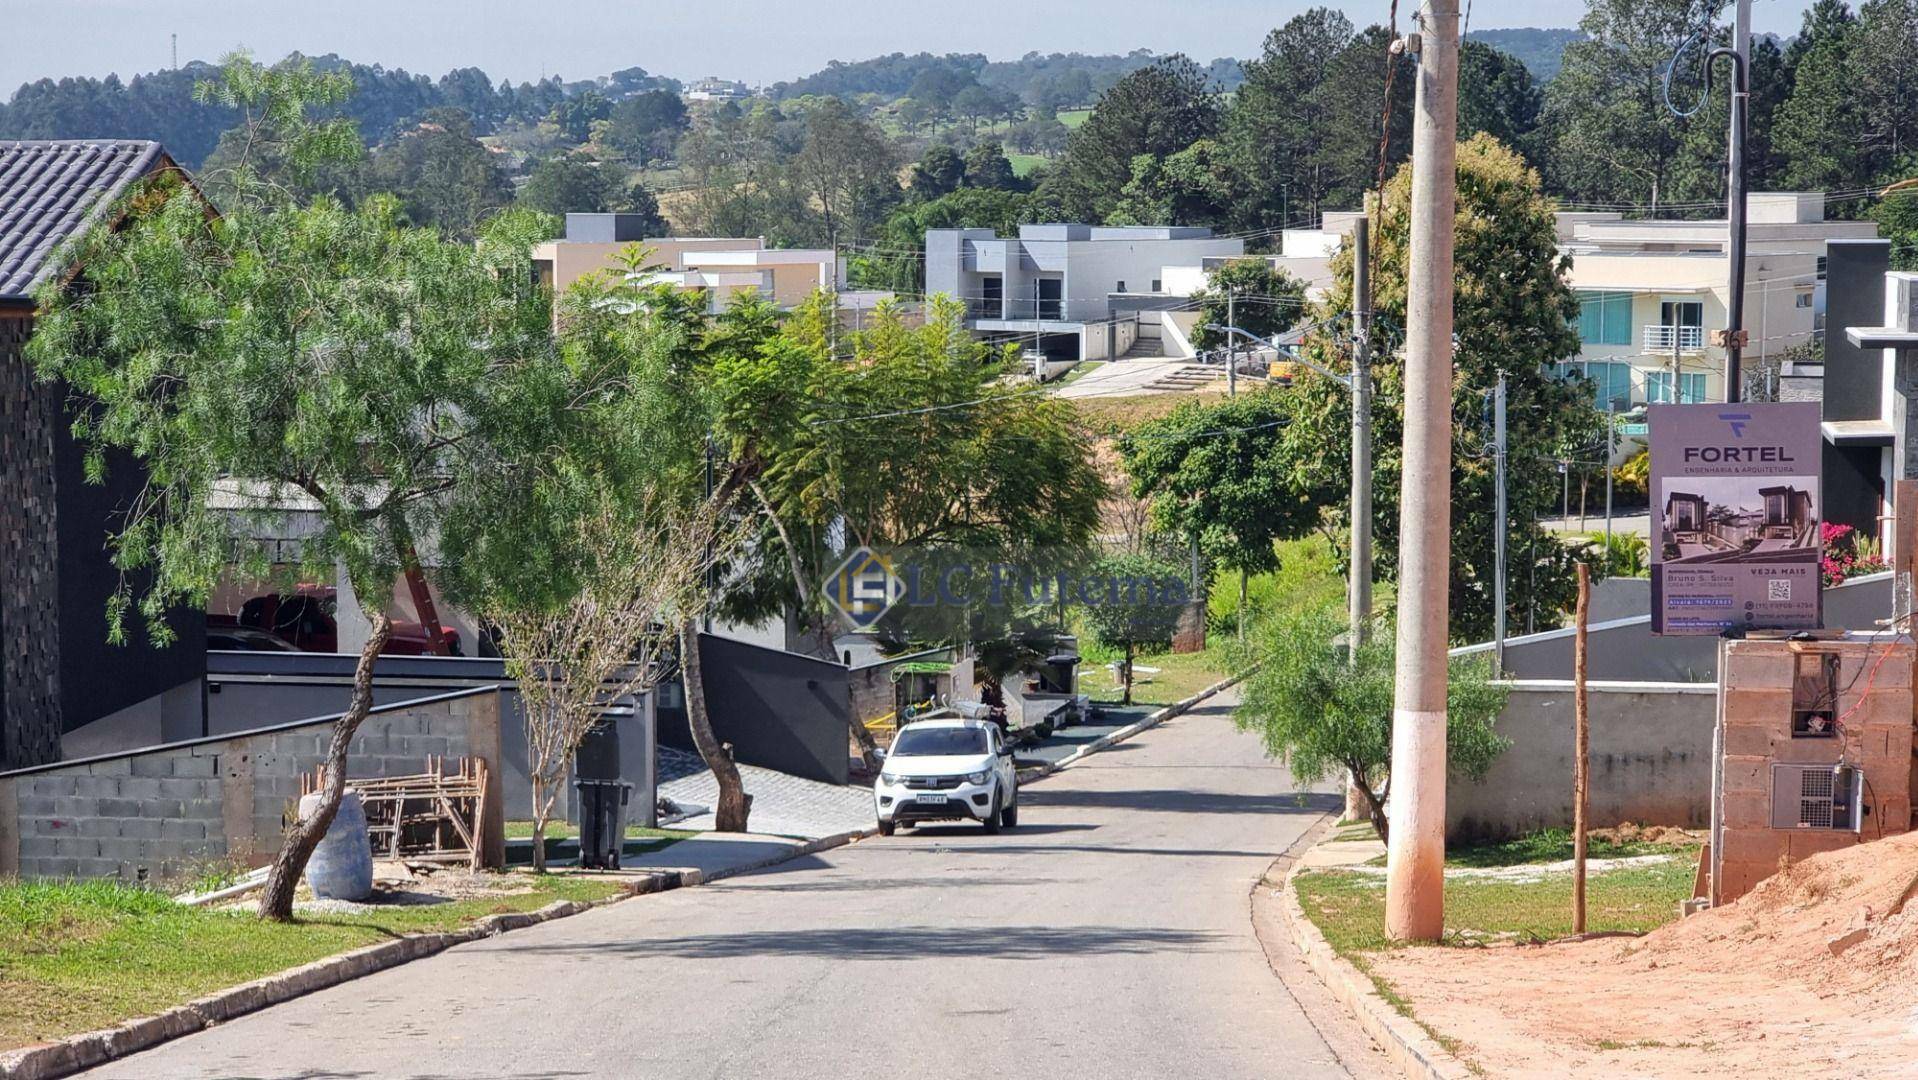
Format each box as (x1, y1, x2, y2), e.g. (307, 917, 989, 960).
(0, 139, 170, 304)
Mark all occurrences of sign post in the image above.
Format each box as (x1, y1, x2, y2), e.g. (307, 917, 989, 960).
(1649, 402, 1823, 636)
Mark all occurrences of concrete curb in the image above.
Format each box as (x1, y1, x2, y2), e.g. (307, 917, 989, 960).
(1015, 669, 1253, 786)
(0, 827, 872, 1080)
(1276, 839, 1477, 1080)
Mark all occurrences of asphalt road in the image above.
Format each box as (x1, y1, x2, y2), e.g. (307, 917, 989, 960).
(84, 693, 1362, 1080)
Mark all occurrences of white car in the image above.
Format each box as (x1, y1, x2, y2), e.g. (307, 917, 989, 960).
(874, 719, 1019, 835)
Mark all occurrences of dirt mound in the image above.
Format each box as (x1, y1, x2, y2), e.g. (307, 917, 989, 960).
(1619, 829, 1918, 997)
(1589, 822, 1704, 848)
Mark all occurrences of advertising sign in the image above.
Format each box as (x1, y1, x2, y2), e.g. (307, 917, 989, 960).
(1649, 402, 1822, 635)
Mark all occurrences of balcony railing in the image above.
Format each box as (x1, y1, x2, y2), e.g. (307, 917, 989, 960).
(966, 298, 1066, 322)
(1642, 324, 1705, 353)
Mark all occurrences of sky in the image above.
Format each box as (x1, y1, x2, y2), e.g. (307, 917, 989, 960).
(2, 1, 1821, 92)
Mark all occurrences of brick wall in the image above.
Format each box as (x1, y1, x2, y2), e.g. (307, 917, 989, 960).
(1714, 638, 1914, 904)
(0, 687, 505, 882)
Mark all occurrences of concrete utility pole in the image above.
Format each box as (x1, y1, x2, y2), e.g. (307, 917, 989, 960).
(1226, 287, 1237, 397)
(1385, 0, 1459, 944)
(1492, 373, 1507, 676)
(1573, 562, 1592, 934)
(1350, 218, 1374, 660)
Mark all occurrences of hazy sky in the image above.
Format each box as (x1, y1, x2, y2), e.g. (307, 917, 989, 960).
(4, 1, 1821, 92)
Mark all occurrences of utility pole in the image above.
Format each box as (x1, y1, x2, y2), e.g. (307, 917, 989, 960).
(1493, 373, 1507, 676)
(1226, 287, 1237, 397)
(1604, 402, 1615, 552)
(1385, 0, 1459, 944)
(1350, 218, 1374, 661)
(1572, 562, 1592, 934)
(1713, 19, 1751, 402)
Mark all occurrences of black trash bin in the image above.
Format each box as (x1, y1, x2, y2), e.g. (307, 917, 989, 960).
(575, 779, 633, 870)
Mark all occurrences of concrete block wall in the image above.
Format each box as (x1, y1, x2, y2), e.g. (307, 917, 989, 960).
(0, 687, 506, 882)
(1714, 638, 1914, 904)
(1449, 681, 1719, 841)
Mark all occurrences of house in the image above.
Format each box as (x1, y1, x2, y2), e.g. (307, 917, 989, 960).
(1829, 255, 1918, 552)
(0, 140, 207, 771)
(683, 77, 753, 103)
(924, 224, 1244, 362)
(531, 213, 847, 317)
(1556, 193, 1876, 409)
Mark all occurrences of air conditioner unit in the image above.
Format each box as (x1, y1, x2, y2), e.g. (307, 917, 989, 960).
(1770, 763, 1862, 831)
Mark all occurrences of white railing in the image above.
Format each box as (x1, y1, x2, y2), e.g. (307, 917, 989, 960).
(1642, 324, 1705, 352)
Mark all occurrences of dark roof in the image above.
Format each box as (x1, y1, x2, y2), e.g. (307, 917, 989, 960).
(0, 140, 172, 306)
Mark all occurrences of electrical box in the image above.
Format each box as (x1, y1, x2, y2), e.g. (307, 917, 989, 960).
(1770, 763, 1863, 831)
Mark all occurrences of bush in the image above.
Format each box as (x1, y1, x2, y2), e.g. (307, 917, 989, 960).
(1235, 605, 1509, 841)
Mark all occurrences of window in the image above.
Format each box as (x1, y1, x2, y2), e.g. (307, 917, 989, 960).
(1116, 280, 1127, 292)
(892, 727, 988, 756)
(1646, 371, 1708, 404)
(1796, 292, 1813, 309)
(1660, 299, 1704, 329)
(1151, 278, 1162, 292)
(1576, 291, 1632, 345)
(1552, 360, 1633, 409)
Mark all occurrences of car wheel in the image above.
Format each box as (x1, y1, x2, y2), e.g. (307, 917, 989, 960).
(1002, 796, 1018, 828)
(982, 793, 1004, 834)
(878, 818, 896, 836)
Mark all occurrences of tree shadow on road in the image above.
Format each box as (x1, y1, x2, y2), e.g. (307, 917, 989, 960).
(1023, 788, 1341, 815)
(494, 924, 1225, 961)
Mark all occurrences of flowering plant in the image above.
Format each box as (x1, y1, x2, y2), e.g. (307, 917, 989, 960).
(1821, 521, 1889, 587)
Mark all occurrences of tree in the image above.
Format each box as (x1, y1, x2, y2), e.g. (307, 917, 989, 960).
(1077, 553, 1186, 704)
(789, 98, 901, 245)
(1772, 2, 1866, 192)
(27, 62, 557, 919)
(602, 89, 690, 163)
(518, 151, 626, 214)
(910, 144, 967, 197)
(849, 187, 1035, 292)
(620, 181, 670, 235)
(1235, 606, 1508, 841)
(1272, 134, 1599, 642)
(1458, 41, 1544, 154)
(548, 89, 610, 142)
(1043, 56, 1220, 222)
(1119, 392, 1321, 637)
(963, 140, 1020, 191)
(363, 107, 513, 240)
(1872, 175, 1918, 269)
(194, 52, 366, 208)
(1108, 139, 1235, 227)
(1007, 111, 1070, 158)
(1540, 0, 1719, 209)
(1186, 258, 1308, 349)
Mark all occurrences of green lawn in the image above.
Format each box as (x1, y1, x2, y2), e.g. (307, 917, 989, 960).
(0, 875, 626, 1051)
(1056, 108, 1091, 128)
(1008, 152, 1047, 177)
(1077, 644, 1231, 706)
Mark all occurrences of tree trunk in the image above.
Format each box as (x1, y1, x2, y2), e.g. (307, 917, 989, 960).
(258, 611, 391, 921)
(1121, 640, 1134, 705)
(1353, 769, 1390, 844)
(680, 618, 751, 832)
(1238, 569, 1247, 642)
(529, 778, 553, 875)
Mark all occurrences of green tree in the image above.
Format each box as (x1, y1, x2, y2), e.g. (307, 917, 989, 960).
(789, 97, 901, 244)
(1077, 553, 1187, 704)
(194, 52, 366, 208)
(27, 59, 558, 919)
(1273, 134, 1598, 642)
(1235, 606, 1508, 841)
(1108, 138, 1235, 227)
(518, 151, 626, 214)
(548, 89, 610, 142)
(963, 140, 1020, 190)
(910, 144, 967, 197)
(1458, 41, 1544, 154)
(1042, 56, 1220, 222)
(1185, 258, 1308, 350)
(849, 187, 1035, 292)
(1118, 392, 1320, 638)
(620, 180, 670, 236)
(1540, 0, 1718, 209)
(363, 107, 513, 240)
(601, 89, 690, 163)
(1773, 2, 1867, 192)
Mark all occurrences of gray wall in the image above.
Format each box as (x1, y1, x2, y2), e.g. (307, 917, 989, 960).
(1824, 239, 1892, 424)
(1455, 572, 1891, 682)
(198, 652, 655, 828)
(0, 686, 506, 882)
(1450, 681, 1718, 841)
(660, 634, 852, 785)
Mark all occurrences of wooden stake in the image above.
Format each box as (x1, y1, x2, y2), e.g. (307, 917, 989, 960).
(1573, 561, 1591, 935)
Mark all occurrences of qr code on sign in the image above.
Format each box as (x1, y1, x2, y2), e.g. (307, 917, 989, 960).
(1768, 579, 1792, 601)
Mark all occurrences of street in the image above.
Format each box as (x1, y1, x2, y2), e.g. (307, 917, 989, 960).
(80, 695, 1364, 1080)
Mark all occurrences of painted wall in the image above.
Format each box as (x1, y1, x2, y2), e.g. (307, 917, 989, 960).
(1449, 681, 1719, 841)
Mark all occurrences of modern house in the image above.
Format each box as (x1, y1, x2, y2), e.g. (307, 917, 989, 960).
(0, 140, 206, 771)
(531, 213, 846, 317)
(1557, 193, 1876, 408)
(683, 77, 754, 103)
(1826, 246, 1918, 552)
(924, 224, 1244, 362)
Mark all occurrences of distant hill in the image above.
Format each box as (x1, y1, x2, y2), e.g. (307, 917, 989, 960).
(1467, 27, 1585, 82)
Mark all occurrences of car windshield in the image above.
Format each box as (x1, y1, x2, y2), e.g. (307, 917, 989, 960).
(892, 727, 988, 757)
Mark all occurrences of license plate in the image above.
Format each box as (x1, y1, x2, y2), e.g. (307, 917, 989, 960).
(914, 792, 948, 804)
